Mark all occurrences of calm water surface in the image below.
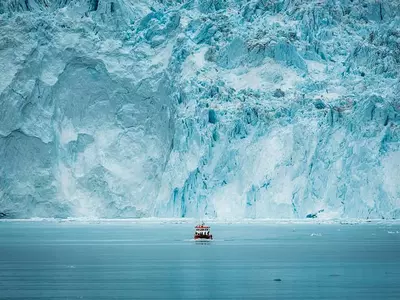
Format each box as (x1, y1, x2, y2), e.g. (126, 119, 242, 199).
(0, 222, 399, 299)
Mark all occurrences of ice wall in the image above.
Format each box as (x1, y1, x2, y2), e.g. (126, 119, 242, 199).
(0, 0, 399, 219)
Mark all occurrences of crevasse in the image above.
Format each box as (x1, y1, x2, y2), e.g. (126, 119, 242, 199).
(0, 0, 399, 219)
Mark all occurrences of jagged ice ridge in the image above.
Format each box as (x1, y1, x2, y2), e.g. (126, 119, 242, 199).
(0, 0, 399, 219)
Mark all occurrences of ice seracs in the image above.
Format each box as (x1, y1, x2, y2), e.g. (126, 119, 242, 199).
(0, 0, 399, 219)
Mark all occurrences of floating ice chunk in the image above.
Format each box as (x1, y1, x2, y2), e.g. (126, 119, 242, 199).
(310, 233, 322, 237)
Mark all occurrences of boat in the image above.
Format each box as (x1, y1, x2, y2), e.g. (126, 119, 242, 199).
(194, 222, 213, 240)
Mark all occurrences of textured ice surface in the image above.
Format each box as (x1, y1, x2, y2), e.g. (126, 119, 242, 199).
(0, 0, 399, 219)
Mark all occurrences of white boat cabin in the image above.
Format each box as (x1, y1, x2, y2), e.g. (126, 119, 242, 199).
(195, 226, 210, 235)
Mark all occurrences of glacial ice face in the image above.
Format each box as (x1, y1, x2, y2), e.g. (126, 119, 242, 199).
(0, 0, 399, 219)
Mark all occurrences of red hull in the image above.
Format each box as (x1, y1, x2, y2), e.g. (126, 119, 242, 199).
(194, 234, 213, 240)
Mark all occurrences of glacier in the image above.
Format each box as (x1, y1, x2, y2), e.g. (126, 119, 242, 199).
(0, 0, 399, 219)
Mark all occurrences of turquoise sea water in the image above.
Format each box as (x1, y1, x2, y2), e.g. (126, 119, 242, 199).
(1, 222, 399, 299)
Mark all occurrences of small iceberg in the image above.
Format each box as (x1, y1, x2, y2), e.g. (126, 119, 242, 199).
(310, 233, 322, 237)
